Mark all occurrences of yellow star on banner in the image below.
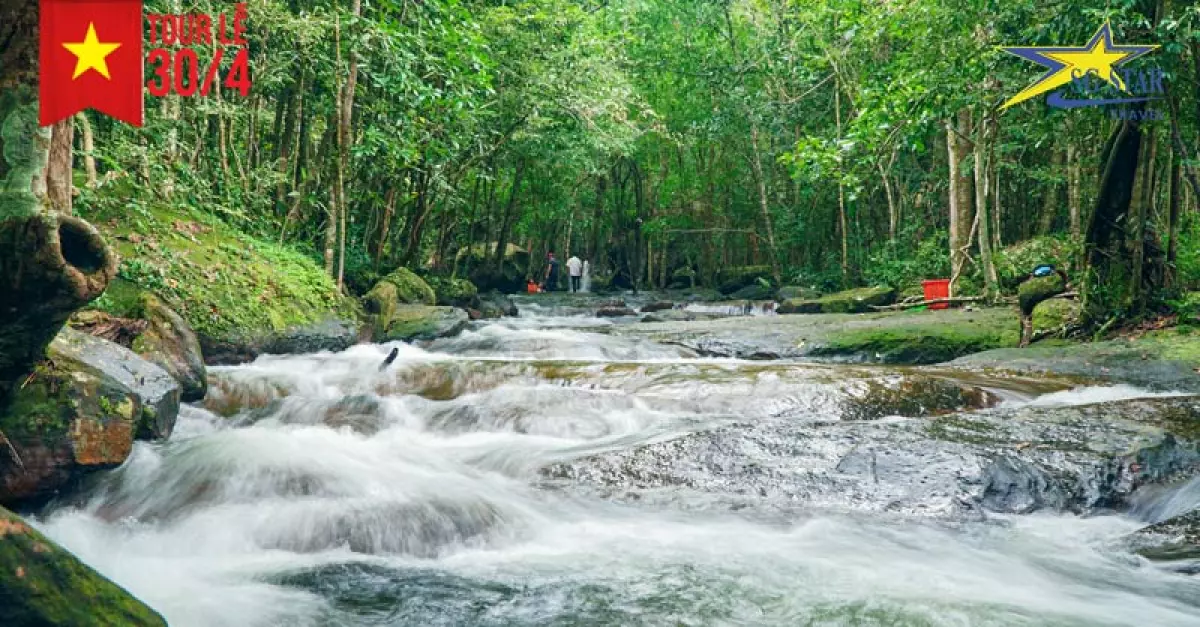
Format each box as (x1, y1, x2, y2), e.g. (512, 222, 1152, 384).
(62, 23, 122, 80)
(1000, 22, 1157, 109)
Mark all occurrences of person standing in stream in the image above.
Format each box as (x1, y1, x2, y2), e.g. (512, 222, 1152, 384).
(543, 251, 561, 292)
(567, 254, 583, 292)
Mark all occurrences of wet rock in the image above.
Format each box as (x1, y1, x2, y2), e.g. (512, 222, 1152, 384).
(71, 295, 207, 402)
(370, 268, 437, 307)
(0, 507, 166, 626)
(200, 317, 362, 365)
(1133, 509, 1200, 571)
(640, 301, 675, 313)
(1, 328, 180, 505)
(382, 306, 469, 342)
(131, 294, 206, 402)
(641, 310, 696, 323)
(477, 292, 519, 319)
(544, 396, 1200, 519)
(596, 307, 637, 318)
(777, 286, 896, 315)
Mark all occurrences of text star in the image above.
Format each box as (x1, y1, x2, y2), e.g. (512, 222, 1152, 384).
(62, 23, 122, 80)
(1000, 22, 1157, 109)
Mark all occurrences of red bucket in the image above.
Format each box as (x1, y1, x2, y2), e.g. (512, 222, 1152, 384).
(922, 279, 950, 309)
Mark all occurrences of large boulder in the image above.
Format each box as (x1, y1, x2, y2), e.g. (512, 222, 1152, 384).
(0, 507, 166, 626)
(456, 243, 531, 294)
(545, 396, 1200, 519)
(368, 268, 436, 308)
(427, 276, 480, 309)
(776, 285, 820, 301)
(729, 283, 775, 301)
(381, 305, 469, 342)
(716, 265, 773, 295)
(128, 294, 206, 402)
(777, 286, 896, 314)
(0, 328, 180, 505)
(477, 292, 519, 319)
(198, 317, 362, 365)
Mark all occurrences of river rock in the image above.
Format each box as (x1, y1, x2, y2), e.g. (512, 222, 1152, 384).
(130, 294, 207, 402)
(778, 286, 896, 314)
(640, 301, 675, 313)
(730, 284, 775, 301)
(478, 292, 518, 318)
(456, 243, 530, 293)
(199, 317, 362, 365)
(382, 305, 469, 342)
(596, 307, 637, 318)
(716, 265, 772, 295)
(544, 396, 1200, 520)
(0, 507, 166, 626)
(777, 285, 820, 301)
(1132, 509, 1200, 573)
(0, 328, 180, 505)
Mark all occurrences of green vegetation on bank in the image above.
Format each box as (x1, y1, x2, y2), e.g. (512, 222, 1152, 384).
(75, 187, 356, 343)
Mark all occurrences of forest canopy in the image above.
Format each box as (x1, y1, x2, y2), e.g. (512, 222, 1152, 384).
(47, 0, 1200, 319)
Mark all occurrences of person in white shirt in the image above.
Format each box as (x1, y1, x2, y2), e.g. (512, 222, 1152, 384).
(566, 255, 583, 292)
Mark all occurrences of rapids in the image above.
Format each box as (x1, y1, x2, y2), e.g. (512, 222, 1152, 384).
(31, 302, 1200, 626)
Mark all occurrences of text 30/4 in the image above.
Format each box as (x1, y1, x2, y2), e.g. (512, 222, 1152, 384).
(146, 47, 251, 97)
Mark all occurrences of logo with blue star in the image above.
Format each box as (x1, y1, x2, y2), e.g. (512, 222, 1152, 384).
(1001, 22, 1159, 110)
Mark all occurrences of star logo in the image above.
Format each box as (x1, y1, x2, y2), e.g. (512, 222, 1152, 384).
(1000, 22, 1157, 110)
(62, 22, 122, 80)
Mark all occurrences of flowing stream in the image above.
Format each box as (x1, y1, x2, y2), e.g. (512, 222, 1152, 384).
(33, 303, 1200, 626)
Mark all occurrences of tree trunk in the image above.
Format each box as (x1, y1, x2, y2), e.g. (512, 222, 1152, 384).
(492, 160, 525, 272)
(947, 111, 974, 296)
(1038, 147, 1063, 234)
(1084, 117, 1143, 318)
(1067, 143, 1081, 237)
(748, 123, 783, 286)
(75, 113, 97, 188)
(46, 118, 73, 214)
(974, 112, 998, 296)
(1167, 152, 1181, 287)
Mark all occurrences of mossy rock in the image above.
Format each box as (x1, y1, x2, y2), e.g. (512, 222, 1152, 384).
(1, 328, 179, 505)
(427, 276, 480, 309)
(779, 286, 896, 315)
(729, 284, 775, 301)
(776, 286, 819, 301)
(1031, 297, 1079, 331)
(810, 310, 1019, 364)
(0, 507, 166, 626)
(996, 236, 1075, 290)
(716, 265, 773, 294)
(1018, 274, 1066, 315)
(376, 267, 436, 306)
(455, 243, 530, 293)
(129, 294, 206, 402)
(382, 305, 469, 342)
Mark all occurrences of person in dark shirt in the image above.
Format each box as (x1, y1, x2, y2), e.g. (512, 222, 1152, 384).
(543, 251, 560, 291)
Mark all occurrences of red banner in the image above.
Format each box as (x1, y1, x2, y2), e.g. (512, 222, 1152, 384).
(39, 0, 144, 127)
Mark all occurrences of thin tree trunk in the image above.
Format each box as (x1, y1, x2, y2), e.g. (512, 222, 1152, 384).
(1039, 147, 1063, 234)
(748, 122, 783, 285)
(947, 111, 974, 297)
(1167, 152, 1181, 286)
(1068, 143, 1081, 237)
(974, 112, 998, 296)
(834, 87, 848, 282)
(46, 118, 73, 214)
(74, 113, 96, 188)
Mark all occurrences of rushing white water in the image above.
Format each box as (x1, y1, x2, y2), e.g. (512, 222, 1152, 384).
(32, 317, 1200, 626)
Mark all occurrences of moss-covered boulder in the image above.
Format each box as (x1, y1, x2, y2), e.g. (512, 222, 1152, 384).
(996, 236, 1074, 290)
(125, 294, 205, 402)
(776, 285, 819, 301)
(729, 284, 775, 301)
(1031, 297, 1080, 331)
(0, 507, 166, 626)
(778, 286, 896, 314)
(374, 268, 436, 306)
(1, 328, 179, 505)
(716, 265, 773, 295)
(427, 276, 480, 309)
(381, 305, 469, 342)
(455, 243, 531, 293)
